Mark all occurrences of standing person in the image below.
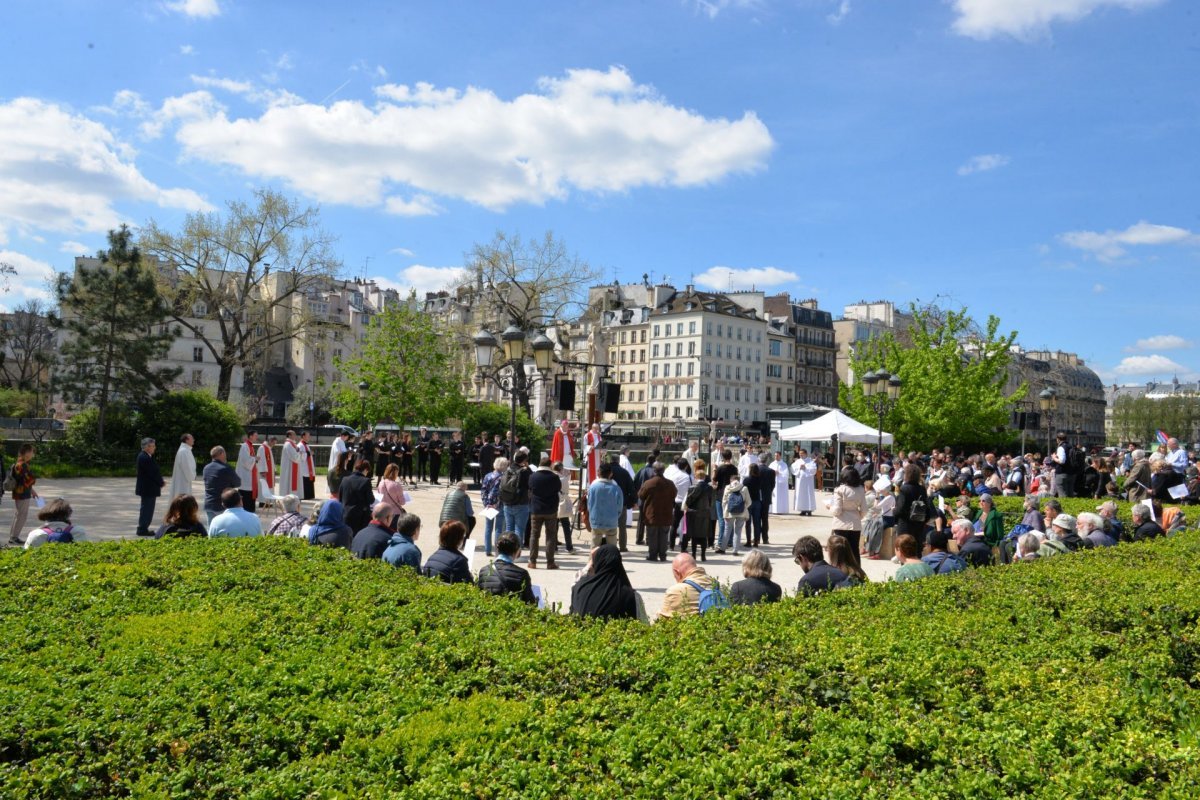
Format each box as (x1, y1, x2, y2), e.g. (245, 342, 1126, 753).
(415, 426, 431, 482)
(328, 430, 350, 475)
(632, 449, 660, 547)
(638, 462, 677, 562)
(7, 444, 37, 545)
(712, 450, 739, 548)
(607, 452, 635, 551)
(427, 431, 444, 485)
(663, 457, 692, 550)
(201, 446, 240, 525)
(719, 473, 751, 555)
(550, 418, 575, 466)
(682, 466, 713, 561)
(169, 434, 197, 502)
(377, 464, 408, 522)
(587, 461, 625, 549)
(682, 440, 703, 472)
(478, 432, 497, 480)
(1050, 432, 1073, 498)
(357, 431, 376, 477)
(743, 463, 764, 549)
(584, 423, 603, 485)
(468, 434, 483, 485)
(618, 446, 635, 480)
(135, 438, 164, 537)
(830, 466, 866, 554)
(499, 451, 532, 546)
(791, 449, 817, 516)
(279, 431, 303, 498)
(235, 431, 261, 513)
(894, 463, 930, 548)
(339, 459, 375, 534)
(437, 481, 476, 534)
(1125, 448, 1151, 503)
(259, 436, 277, 500)
(297, 431, 317, 501)
(447, 430, 466, 485)
(480, 457, 507, 557)
(554, 461, 576, 554)
(327, 450, 354, 500)
(769, 452, 790, 515)
(527, 457, 561, 570)
(570, 544, 641, 620)
(398, 432, 414, 482)
(374, 432, 393, 487)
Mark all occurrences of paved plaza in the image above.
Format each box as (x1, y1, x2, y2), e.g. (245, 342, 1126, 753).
(4, 476, 900, 618)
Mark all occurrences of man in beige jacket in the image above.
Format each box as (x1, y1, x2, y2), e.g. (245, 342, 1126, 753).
(657, 553, 716, 621)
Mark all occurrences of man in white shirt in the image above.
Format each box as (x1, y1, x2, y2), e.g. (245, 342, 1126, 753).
(1167, 438, 1189, 475)
(207, 488, 263, 538)
(682, 440, 702, 472)
(328, 431, 350, 472)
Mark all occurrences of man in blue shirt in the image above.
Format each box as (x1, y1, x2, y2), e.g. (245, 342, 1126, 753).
(587, 461, 625, 549)
(1167, 438, 1189, 475)
(383, 513, 423, 570)
(207, 489, 263, 538)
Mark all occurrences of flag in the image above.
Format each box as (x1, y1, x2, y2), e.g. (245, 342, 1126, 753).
(1156, 430, 1170, 445)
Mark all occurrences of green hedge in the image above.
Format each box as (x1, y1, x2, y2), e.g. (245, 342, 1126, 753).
(3, 537, 1200, 797)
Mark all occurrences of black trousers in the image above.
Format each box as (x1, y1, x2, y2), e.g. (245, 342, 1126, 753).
(417, 452, 428, 480)
(449, 456, 464, 484)
(429, 454, 441, 483)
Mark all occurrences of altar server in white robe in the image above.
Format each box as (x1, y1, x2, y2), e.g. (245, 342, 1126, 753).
(791, 450, 818, 516)
(769, 451, 790, 514)
(169, 433, 197, 500)
(279, 430, 304, 497)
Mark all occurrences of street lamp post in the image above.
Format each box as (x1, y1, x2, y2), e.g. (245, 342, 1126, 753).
(358, 380, 369, 434)
(473, 326, 555, 458)
(861, 369, 902, 480)
(1039, 387, 1058, 454)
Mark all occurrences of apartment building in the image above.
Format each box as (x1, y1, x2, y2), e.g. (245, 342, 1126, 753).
(763, 294, 837, 407)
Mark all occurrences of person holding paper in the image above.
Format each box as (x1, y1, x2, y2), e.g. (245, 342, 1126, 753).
(790, 450, 817, 516)
(1130, 503, 1165, 541)
(1125, 449, 1151, 504)
(1151, 457, 1186, 502)
(480, 457, 507, 557)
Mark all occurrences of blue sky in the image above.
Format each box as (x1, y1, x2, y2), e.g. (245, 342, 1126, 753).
(1, 0, 1197, 385)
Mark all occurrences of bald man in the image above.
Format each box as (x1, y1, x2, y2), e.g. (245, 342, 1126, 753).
(656, 552, 717, 621)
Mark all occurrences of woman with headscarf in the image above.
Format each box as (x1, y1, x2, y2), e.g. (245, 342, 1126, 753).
(308, 499, 353, 549)
(570, 544, 641, 620)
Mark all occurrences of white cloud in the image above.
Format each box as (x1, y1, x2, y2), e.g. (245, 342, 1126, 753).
(165, 0, 221, 19)
(383, 195, 443, 217)
(59, 240, 91, 254)
(388, 247, 415, 257)
(693, 0, 761, 19)
(1113, 354, 1189, 376)
(1126, 335, 1193, 352)
(957, 153, 1010, 176)
(950, 0, 1166, 41)
(695, 266, 799, 291)
(0, 249, 57, 307)
(186, 75, 303, 109)
(375, 265, 468, 298)
(190, 74, 255, 95)
(827, 0, 851, 24)
(161, 66, 773, 212)
(180, 44, 195, 55)
(1059, 220, 1198, 261)
(0, 98, 212, 240)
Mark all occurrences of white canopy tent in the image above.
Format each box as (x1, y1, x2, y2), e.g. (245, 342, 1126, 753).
(777, 410, 893, 445)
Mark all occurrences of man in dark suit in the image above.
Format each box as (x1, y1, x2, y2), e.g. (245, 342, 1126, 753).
(135, 437, 165, 537)
(792, 535, 848, 596)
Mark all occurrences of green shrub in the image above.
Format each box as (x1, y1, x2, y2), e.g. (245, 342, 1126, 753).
(461, 401, 547, 456)
(3, 536, 1200, 796)
(136, 390, 243, 470)
(62, 403, 138, 451)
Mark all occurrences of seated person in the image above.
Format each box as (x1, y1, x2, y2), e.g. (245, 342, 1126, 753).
(307, 500, 353, 549)
(1076, 511, 1117, 548)
(350, 503, 397, 560)
(729, 549, 782, 605)
(921, 528, 968, 575)
(207, 489, 263, 538)
(1096, 500, 1126, 542)
(893, 533, 934, 582)
(154, 494, 207, 539)
(421, 520, 472, 584)
(792, 535, 848, 597)
(383, 513, 423, 570)
(267, 494, 308, 537)
(24, 499, 87, 548)
(571, 544, 643, 619)
(952, 518, 993, 567)
(1130, 504, 1165, 541)
(1014, 532, 1042, 560)
(476, 532, 536, 604)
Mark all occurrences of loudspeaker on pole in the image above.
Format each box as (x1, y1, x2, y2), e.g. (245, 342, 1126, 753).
(601, 383, 620, 413)
(556, 379, 576, 411)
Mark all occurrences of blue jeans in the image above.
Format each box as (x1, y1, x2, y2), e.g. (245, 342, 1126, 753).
(484, 510, 498, 555)
(502, 503, 530, 547)
(721, 518, 745, 552)
(713, 498, 725, 545)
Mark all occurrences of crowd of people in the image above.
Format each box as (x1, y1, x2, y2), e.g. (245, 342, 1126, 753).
(2, 424, 1194, 623)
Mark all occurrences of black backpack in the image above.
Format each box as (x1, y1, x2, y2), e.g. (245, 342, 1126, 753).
(907, 494, 928, 524)
(499, 467, 522, 504)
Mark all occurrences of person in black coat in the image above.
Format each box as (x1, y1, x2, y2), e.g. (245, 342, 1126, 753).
(729, 549, 782, 605)
(570, 544, 639, 619)
(793, 535, 848, 597)
(608, 453, 636, 551)
(338, 459, 375, 534)
(422, 520, 472, 584)
(350, 503, 398, 560)
(893, 463, 930, 546)
(135, 437, 165, 537)
(476, 532, 536, 604)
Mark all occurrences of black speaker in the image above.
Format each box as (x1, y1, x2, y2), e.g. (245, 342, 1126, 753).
(601, 383, 620, 413)
(1026, 411, 1040, 430)
(556, 379, 576, 411)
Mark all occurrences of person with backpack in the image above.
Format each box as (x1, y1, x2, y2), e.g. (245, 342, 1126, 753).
(6, 443, 37, 546)
(22, 498, 87, 549)
(719, 475, 751, 555)
(499, 451, 532, 548)
(920, 529, 968, 575)
(894, 463, 930, 549)
(657, 552, 728, 620)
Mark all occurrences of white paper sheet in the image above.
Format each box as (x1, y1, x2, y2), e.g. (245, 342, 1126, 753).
(532, 585, 546, 609)
(1168, 483, 1189, 500)
(483, 507, 500, 520)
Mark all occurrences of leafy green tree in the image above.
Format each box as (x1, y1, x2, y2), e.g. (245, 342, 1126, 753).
(1110, 394, 1200, 446)
(461, 402, 547, 456)
(331, 305, 465, 430)
(839, 305, 1024, 452)
(51, 226, 180, 444)
(137, 391, 244, 468)
(141, 189, 340, 402)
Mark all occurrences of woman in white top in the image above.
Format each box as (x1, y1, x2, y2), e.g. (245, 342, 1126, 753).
(830, 466, 867, 555)
(24, 498, 87, 549)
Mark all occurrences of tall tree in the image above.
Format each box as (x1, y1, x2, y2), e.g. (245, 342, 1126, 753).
(839, 304, 1024, 452)
(50, 226, 180, 443)
(1111, 394, 1200, 445)
(0, 299, 54, 392)
(459, 231, 598, 413)
(331, 305, 465, 430)
(141, 189, 341, 402)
